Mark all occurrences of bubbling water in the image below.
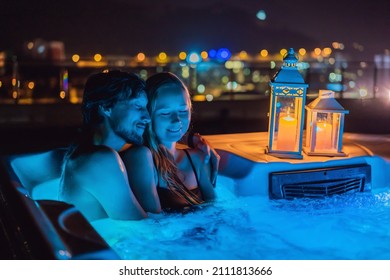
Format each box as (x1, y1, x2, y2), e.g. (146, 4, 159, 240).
(92, 177, 390, 260)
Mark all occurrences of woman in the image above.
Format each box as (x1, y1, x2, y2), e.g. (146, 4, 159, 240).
(122, 72, 216, 213)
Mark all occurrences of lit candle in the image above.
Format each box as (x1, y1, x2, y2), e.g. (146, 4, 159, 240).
(316, 122, 332, 150)
(277, 114, 297, 150)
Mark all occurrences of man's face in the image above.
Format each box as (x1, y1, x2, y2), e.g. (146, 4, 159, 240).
(109, 91, 150, 145)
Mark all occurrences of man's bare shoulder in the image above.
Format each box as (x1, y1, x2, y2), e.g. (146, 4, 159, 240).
(66, 145, 123, 173)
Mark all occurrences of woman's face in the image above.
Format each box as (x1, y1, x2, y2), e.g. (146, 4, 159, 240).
(152, 85, 191, 146)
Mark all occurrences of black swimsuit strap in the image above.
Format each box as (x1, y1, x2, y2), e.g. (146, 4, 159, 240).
(183, 149, 200, 187)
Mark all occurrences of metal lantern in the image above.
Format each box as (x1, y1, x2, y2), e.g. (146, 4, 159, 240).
(267, 48, 308, 159)
(303, 90, 349, 156)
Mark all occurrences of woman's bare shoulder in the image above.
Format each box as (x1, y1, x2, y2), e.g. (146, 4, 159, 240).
(121, 145, 152, 160)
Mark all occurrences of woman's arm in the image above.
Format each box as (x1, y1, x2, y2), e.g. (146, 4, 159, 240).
(121, 146, 162, 213)
(189, 149, 216, 202)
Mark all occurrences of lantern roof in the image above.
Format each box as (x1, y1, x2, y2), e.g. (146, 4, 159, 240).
(306, 90, 349, 113)
(271, 48, 306, 85)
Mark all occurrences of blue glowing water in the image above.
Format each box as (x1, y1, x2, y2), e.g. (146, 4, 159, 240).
(92, 177, 390, 260)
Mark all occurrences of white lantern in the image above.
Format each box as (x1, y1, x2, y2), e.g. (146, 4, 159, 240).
(304, 90, 349, 156)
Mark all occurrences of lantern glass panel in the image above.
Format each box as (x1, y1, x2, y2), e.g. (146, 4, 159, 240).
(272, 96, 303, 151)
(314, 112, 341, 151)
(305, 112, 313, 148)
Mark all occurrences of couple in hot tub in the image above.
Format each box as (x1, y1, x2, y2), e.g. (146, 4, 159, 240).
(59, 70, 219, 221)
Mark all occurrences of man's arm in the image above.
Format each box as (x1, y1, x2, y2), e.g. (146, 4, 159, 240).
(72, 148, 147, 220)
(181, 132, 220, 186)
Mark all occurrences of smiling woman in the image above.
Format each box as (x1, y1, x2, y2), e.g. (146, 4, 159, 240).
(151, 84, 191, 146)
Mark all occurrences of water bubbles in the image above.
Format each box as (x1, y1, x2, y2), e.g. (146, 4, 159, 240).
(92, 186, 390, 260)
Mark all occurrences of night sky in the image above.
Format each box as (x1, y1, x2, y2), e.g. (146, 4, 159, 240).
(1, 0, 390, 60)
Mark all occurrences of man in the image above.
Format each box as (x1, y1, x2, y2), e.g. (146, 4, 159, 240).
(60, 70, 149, 221)
(60, 70, 219, 221)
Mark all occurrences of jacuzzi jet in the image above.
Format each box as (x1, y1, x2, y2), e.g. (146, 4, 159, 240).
(269, 164, 371, 199)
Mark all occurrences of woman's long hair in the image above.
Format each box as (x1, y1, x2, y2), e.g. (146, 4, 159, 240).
(145, 72, 203, 205)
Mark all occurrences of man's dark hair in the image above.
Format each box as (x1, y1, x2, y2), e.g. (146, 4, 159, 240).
(82, 70, 146, 126)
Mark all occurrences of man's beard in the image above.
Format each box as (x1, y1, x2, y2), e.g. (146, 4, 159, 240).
(118, 127, 143, 145)
(111, 121, 144, 145)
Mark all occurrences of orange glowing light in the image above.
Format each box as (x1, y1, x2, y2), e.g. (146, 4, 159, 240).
(179, 52, 187, 60)
(316, 122, 333, 150)
(94, 54, 102, 62)
(93, 53, 103, 62)
(192, 95, 206, 102)
(137, 52, 146, 62)
(77, 61, 107, 67)
(27, 42, 34, 50)
(323, 47, 332, 56)
(280, 49, 288, 56)
(277, 112, 297, 151)
(239, 51, 248, 60)
(260, 49, 268, 57)
(298, 48, 306, 56)
(72, 54, 80, 63)
(200, 51, 208, 59)
(158, 52, 167, 61)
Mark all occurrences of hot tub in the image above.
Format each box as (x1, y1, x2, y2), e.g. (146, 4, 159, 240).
(0, 147, 119, 259)
(205, 132, 390, 197)
(1, 132, 389, 259)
